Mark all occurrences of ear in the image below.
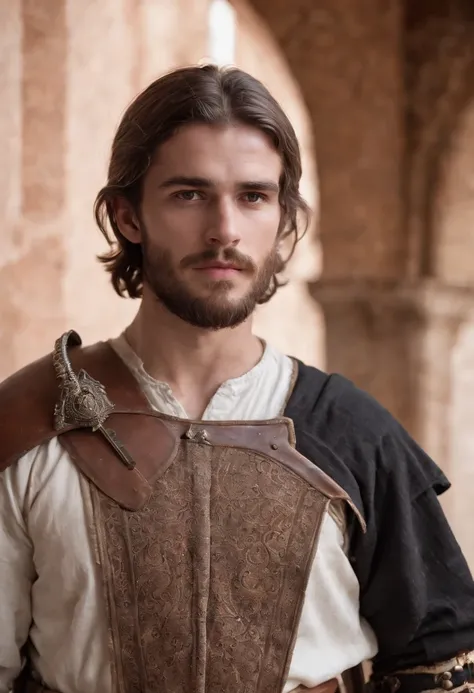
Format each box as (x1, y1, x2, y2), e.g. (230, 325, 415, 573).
(113, 197, 142, 244)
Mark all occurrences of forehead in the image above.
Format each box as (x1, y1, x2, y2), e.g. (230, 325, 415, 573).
(150, 123, 282, 183)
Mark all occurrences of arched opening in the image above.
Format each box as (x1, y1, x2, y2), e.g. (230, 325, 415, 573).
(208, 0, 236, 66)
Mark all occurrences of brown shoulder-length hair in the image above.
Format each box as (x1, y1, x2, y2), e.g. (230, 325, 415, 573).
(94, 64, 310, 303)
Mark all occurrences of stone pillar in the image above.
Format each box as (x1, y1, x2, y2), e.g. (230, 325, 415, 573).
(311, 280, 470, 460)
(0, 1, 68, 380)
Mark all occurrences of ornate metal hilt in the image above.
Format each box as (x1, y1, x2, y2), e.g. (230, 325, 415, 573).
(53, 330, 135, 469)
(53, 330, 115, 431)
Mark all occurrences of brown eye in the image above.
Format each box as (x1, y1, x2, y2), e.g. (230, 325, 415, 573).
(175, 191, 202, 201)
(243, 192, 265, 203)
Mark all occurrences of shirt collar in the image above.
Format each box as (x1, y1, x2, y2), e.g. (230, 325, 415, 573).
(108, 331, 274, 395)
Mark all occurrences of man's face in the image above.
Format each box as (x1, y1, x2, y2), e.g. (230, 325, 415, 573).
(120, 123, 283, 329)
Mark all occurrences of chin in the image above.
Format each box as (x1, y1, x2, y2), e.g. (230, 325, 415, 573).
(195, 282, 246, 299)
(209, 291, 249, 307)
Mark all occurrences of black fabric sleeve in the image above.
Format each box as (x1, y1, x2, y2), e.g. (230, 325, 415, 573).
(352, 429, 474, 674)
(285, 364, 474, 675)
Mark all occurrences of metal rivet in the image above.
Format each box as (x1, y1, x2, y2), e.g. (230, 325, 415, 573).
(271, 443, 278, 450)
(453, 666, 464, 673)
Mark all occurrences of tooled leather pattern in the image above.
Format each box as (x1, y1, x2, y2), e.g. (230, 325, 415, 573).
(92, 440, 328, 693)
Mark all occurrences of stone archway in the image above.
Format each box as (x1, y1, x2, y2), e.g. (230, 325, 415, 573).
(246, 0, 416, 425)
(247, 0, 407, 280)
(245, 0, 474, 563)
(246, 0, 474, 428)
(405, 1, 474, 279)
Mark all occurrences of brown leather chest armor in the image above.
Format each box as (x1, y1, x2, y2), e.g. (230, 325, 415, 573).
(0, 332, 364, 693)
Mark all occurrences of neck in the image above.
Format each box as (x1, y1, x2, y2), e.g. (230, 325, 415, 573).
(124, 291, 264, 418)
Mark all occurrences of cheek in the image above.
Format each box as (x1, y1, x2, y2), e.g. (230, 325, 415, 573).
(243, 210, 281, 253)
(142, 202, 206, 245)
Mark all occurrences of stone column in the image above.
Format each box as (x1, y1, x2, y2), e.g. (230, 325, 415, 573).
(311, 280, 471, 463)
(0, 0, 68, 380)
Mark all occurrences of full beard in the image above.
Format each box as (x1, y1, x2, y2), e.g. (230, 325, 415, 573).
(142, 242, 279, 330)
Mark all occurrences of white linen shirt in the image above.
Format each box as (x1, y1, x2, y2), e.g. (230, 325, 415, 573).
(0, 334, 377, 693)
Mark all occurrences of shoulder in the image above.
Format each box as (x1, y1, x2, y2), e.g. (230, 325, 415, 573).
(286, 361, 449, 503)
(0, 335, 121, 473)
(289, 359, 397, 439)
(0, 352, 58, 472)
(287, 359, 398, 447)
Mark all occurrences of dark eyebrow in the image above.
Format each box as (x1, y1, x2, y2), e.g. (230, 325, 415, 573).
(158, 176, 214, 189)
(236, 180, 280, 194)
(158, 176, 279, 194)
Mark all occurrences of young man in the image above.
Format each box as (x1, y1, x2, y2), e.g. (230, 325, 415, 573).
(0, 65, 473, 693)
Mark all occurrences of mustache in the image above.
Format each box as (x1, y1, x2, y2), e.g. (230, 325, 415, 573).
(180, 248, 257, 272)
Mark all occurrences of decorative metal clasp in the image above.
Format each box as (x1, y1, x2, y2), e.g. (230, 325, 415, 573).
(52, 330, 136, 470)
(182, 426, 210, 445)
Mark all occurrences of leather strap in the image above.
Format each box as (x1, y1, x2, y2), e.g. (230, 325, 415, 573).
(368, 662, 474, 693)
(15, 674, 339, 693)
(15, 680, 340, 693)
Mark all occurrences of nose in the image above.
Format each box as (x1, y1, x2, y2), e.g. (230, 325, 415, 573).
(204, 197, 240, 247)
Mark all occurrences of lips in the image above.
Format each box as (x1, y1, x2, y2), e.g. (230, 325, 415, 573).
(194, 264, 242, 271)
(193, 264, 242, 280)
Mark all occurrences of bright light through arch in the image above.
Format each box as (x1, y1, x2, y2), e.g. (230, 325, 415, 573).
(208, 0, 236, 65)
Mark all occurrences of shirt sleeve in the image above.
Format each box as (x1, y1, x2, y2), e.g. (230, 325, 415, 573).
(0, 454, 37, 692)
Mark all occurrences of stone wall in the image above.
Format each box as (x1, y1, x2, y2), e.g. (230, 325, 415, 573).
(0, 2, 67, 374)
